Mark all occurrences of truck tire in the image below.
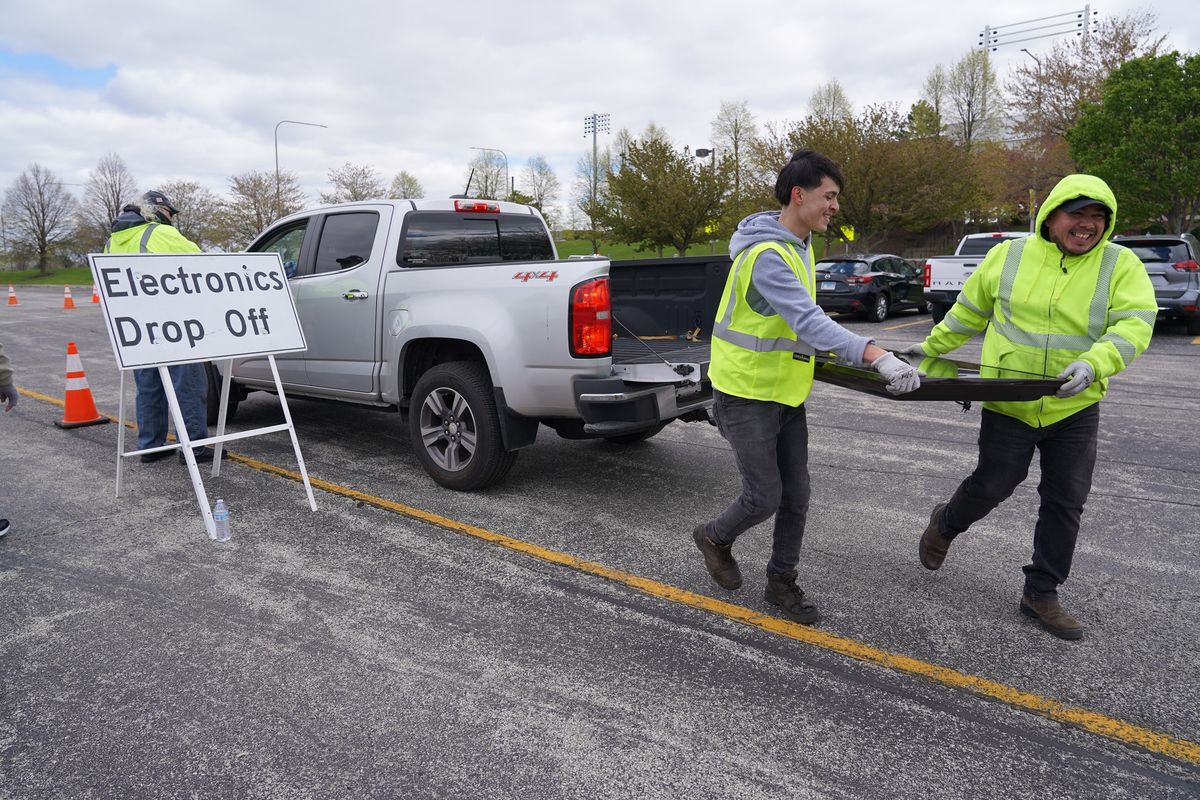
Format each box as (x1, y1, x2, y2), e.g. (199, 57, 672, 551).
(604, 422, 667, 445)
(930, 303, 949, 324)
(204, 361, 240, 426)
(1187, 315, 1200, 336)
(409, 361, 517, 491)
(865, 292, 890, 322)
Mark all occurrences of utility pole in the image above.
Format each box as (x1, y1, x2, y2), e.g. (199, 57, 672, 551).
(978, 8, 1098, 51)
(583, 113, 610, 214)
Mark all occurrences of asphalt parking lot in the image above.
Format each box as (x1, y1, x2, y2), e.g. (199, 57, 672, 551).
(2, 284, 1198, 798)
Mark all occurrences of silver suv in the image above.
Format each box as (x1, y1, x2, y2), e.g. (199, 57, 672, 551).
(1112, 234, 1200, 335)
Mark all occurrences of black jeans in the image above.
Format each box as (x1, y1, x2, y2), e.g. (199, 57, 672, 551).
(706, 390, 811, 576)
(941, 405, 1100, 599)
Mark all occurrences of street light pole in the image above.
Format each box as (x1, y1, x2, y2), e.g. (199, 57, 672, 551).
(468, 146, 509, 200)
(274, 119, 328, 218)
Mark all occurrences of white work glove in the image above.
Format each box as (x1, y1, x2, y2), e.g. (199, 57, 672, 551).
(0, 382, 16, 412)
(897, 343, 928, 357)
(1055, 361, 1094, 398)
(871, 352, 921, 395)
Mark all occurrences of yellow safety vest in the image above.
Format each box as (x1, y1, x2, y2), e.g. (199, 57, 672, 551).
(105, 223, 201, 255)
(710, 241, 816, 406)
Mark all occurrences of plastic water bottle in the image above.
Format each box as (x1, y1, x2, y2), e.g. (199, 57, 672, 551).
(212, 499, 231, 542)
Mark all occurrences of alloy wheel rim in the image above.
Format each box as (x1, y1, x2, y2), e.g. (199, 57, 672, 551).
(418, 386, 477, 472)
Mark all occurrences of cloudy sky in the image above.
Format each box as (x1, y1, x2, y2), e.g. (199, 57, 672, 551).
(1, 1, 1194, 222)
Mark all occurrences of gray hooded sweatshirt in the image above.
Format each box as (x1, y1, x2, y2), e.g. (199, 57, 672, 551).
(729, 211, 872, 364)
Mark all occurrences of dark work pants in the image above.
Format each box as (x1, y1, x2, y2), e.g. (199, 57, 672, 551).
(706, 390, 811, 576)
(941, 405, 1099, 599)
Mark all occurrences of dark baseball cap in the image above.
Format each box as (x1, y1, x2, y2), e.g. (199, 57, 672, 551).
(142, 190, 179, 214)
(1058, 196, 1108, 214)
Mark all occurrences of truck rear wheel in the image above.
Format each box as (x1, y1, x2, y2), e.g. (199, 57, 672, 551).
(930, 303, 949, 324)
(409, 361, 517, 491)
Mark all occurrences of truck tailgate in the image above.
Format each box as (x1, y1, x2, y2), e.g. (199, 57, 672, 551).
(611, 338, 709, 384)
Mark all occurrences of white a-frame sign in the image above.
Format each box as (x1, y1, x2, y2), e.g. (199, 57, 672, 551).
(87, 251, 317, 537)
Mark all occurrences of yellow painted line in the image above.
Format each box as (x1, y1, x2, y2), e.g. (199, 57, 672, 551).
(1192, 336, 1200, 345)
(883, 318, 933, 331)
(21, 385, 1200, 766)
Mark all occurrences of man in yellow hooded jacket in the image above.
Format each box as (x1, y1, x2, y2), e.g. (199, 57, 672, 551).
(909, 174, 1155, 640)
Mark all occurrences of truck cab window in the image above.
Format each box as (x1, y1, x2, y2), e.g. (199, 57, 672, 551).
(252, 222, 308, 279)
(399, 211, 553, 267)
(313, 212, 378, 275)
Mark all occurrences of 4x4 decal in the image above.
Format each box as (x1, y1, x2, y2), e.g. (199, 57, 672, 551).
(513, 270, 558, 283)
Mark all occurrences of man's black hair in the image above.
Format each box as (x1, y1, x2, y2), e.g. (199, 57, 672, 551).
(774, 149, 844, 205)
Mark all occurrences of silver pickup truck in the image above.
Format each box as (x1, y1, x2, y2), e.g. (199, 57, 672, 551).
(922, 231, 1030, 322)
(208, 199, 713, 490)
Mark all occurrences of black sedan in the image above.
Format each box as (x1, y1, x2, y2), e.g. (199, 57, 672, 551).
(814, 254, 928, 322)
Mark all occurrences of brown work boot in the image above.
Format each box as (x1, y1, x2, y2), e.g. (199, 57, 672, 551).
(1020, 595, 1084, 641)
(764, 570, 819, 625)
(919, 502, 952, 570)
(692, 524, 742, 590)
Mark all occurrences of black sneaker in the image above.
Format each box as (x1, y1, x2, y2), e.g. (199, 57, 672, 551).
(764, 570, 819, 624)
(140, 449, 174, 464)
(692, 524, 742, 590)
(0, 518, 9, 538)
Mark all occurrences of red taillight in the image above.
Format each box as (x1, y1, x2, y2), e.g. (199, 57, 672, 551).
(923, 262, 931, 288)
(570, 278, 611, 357)
(1172, 260, 1200, 272)
(847, 275, 872, 285)
(453, 200, 500, 213)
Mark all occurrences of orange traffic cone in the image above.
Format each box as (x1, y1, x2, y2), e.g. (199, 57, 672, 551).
(54, 342, 110, 429)
(91, 284, 100, 304)
(62, 285, 76, 309)
(6, 284, 17, 305)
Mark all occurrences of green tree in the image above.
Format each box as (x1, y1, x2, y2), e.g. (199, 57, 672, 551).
(1069, 52, 1200, 233)
(320, 162, 386, 205)
(906, 100, 942, 138)
(389, 170, 424, 199)
(785, 105, 978, 248)
(2, 164, 78, 275)
(602, 137, 728, 256)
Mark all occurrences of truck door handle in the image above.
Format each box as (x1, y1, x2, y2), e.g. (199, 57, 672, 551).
(343, 290, 369, 300)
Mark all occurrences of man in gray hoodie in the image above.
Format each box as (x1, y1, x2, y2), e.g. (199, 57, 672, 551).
(693, 149, 919, 624)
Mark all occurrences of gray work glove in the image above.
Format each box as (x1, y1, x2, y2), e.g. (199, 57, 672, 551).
(871, 352, 921, 395)
(1055, 361, 1094, 398)
(0, 382, 16, 412)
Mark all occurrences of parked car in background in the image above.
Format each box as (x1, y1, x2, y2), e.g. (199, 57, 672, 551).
(1111, 233, 1200, 335)
(814, 253, 927, 322)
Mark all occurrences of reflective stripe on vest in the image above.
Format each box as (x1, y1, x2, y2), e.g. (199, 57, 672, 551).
(992, 238, 1124, 352)
(139, 223, 159, 253)
(712, 242, 816, 357)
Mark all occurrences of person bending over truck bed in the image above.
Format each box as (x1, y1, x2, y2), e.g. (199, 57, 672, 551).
(692, 149, 920, 625)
